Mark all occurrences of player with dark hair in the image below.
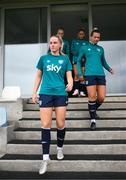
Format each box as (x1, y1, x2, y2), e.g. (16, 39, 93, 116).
(77, 28, 113, 130)
(71, 28, 88, 96)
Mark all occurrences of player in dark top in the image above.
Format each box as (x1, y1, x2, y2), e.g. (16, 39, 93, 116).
(71, 28, 88, 96)
(48, 27, 70, 58)
(57, 27, 70, 58)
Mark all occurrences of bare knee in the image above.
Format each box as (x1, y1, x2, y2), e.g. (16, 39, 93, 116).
(41, 121, 51, 128)
(88, 94, 96, 101)
(97, 96, 105, 103)
(56, 120, 65, 129)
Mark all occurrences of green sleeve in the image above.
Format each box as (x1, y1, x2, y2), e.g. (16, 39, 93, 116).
(77, 48, 84, 77)
(66, 57, 72, 72)
(101, 49, 110, 72)
(36, 56, 44, 71)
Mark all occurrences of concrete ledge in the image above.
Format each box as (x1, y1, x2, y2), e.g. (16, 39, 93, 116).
(0, 122, 16, 155)
(0, 98, 23, 121)
(0, 127, 7, 154)
(18, 119, 126, 128)
(26, 96, 126, 104)
(24, 102, 126, 111)
(22, 110, 126, 119)
(14, 130, 126, 140)
(0, 160, 126, 172)
(7, 144, 126, 155)
(7, 122, 16, 143)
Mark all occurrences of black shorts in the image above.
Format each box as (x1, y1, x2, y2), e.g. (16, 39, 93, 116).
(85, 76, 106, 86)
(39, 94, 68, 108)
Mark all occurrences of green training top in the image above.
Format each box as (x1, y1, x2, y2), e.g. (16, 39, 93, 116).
(37, 54, 72, 95)
(62, 39, 70, 57)
(77, 42, 111, 76)
(71, 39, 88, 63)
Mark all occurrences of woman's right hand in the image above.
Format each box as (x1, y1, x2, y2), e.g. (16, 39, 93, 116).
(79, 76, 84, 81)
(32, 93, 39, 104)
(110, 68, 114, 74)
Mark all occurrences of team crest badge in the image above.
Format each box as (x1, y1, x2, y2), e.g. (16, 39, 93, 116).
(47, 60, 50, 63)
(58, 60, 63, 64)
(86, 81, 88, 85)
(39, 100, 42, 106)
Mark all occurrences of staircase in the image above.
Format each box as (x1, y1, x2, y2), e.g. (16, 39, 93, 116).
(1, 96, 126, 179)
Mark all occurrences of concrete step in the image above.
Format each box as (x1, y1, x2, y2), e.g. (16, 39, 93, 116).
(18, 119, 126, 128)
(14, 127, 126, 131)
(69, 96, 126, 102)
(0, 159, 126, 172)
(23, 102, 126, 111)
(22, 110, 126, 119)
(13, 130, 126, 140)
(0, 170, 126, 179)
(0, 97, 126, 179)
(7, 143, 126, 155)
(26, 96, 126, 104)
(2, 154, 126, 160)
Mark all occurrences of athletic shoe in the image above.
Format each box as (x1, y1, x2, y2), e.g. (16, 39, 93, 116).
(39, 160, 49, 174)
(72, 89, 79, 96)
(80, 91, 86, 97)
(57, 148, 64, 160)
(90, 122, 96, 131)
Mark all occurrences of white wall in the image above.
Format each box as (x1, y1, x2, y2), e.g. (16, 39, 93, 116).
(0, 45, 3, 95)
(4, 43, 48, 97)
(99, 41, 126, 94)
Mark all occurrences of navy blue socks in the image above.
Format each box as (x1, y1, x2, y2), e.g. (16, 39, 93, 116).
(88, 101, 96, 122)
(57, 127, 66, 148)
(41, 128, 51, 160)
(73, 80, 79, 90)
(96, 99, 102, 110)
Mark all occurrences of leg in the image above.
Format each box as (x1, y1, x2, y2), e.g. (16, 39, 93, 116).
(87, 85, 97, 101)
(79, 66, 87, 96)
(96, 85, 106, 109)
(81, 66, 85, 75)
(72, 64, 79, 96)
(55, 106, 67, 159)
(86, 85, 97, 130)
(96, 76, 106, 110)
(79, 70, 85, 96)
(39, 108, 53, 174)
(95, 85, 106, 119)
(40, 108, 53, 160)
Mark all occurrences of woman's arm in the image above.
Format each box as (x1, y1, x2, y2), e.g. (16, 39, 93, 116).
(101, 48, 113, 73)
(66, 71, 73, 92)
(77, 47, 85, 77)
(32, 69, 42, 103)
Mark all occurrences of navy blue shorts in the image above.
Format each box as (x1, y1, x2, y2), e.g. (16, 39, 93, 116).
(39, 94, 68, 108)
(85, 76, 106, 86)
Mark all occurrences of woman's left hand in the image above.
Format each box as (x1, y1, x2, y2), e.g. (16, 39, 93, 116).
(66, 83, 73, 92)
(110, 68, 114, 74)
